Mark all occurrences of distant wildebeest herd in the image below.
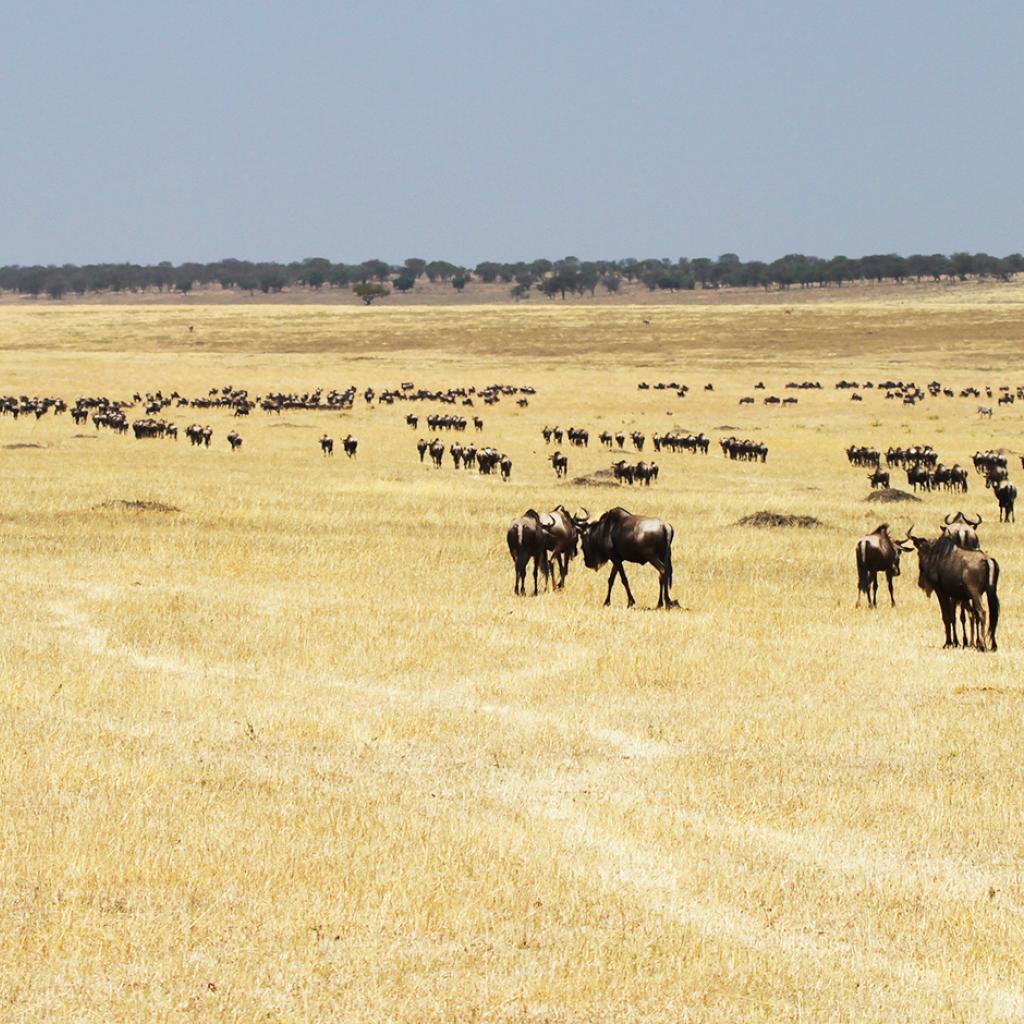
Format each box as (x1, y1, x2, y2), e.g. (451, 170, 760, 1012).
(4, 372, 1022, 651)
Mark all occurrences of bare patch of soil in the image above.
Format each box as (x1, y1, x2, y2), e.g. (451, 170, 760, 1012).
(736, 511, 823, 528)
(93, 500, 181, 513)
(866, 488, 921, 503)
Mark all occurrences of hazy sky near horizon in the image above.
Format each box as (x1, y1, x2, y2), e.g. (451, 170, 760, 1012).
(4, 1, 1023, 266)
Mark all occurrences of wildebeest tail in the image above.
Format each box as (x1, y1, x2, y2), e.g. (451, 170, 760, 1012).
(855, 540, 869, 595)
(664, 531, 673, 590)
(987, 556, 1000, 649)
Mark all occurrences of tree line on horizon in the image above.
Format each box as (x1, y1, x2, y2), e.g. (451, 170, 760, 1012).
(1, 251, 1022, 303)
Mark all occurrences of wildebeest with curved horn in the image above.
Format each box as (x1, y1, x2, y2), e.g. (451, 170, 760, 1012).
(942, 511, 981, 550)
(855, 523, 912, 607)
(533, 505, 587, 589)
(908, 526, 1000, 650)
(578, 507, 676, 608)
(507, 510, 552, 596)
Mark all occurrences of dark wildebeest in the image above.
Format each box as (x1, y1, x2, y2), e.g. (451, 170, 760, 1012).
(343, 434, 358, 458)
(994, 480, 1017, 522)
(429, 439, 445, 468)
(320, 435, 334, 456)
(855, 524, 912, 608)
(549, 451, 568, 478)
(868, 469, 890, 490)
(507, 511, 552, 596)
(499, 454, 512, 481)
(941, 512, 981, 550)
(578, 507, 676, 608)
(416, 438, 428, 462)
(908, 528, 1000, 650)
(226, 431, 242, 451)
(537, 505, 587, 589)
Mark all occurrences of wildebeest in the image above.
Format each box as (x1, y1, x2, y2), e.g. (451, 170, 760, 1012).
(549, 451, 568, 478)
(578, 507, 676, 608)
(537, 505, 587, 589)
(499, 454, 512, 481)
(343, 434, 358, 458)
(908, 528, 1000, 650)
(320, 435, 334, 456)
(429, 439, 445, 468)
(994, 479, 1017, 522)
(942, 512, 981, 550)
(855, 524, 912, 608)
(507, 511, 552, 595)
(868, 469, 890, 490)
(226, 431, 242, 451)
(416, 438, 428, 462)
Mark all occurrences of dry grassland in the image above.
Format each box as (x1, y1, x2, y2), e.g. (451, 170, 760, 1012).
(2, 298, 1024, 1023)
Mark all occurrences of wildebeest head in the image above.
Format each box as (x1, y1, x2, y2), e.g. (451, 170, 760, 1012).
(580, 508, 630, 569)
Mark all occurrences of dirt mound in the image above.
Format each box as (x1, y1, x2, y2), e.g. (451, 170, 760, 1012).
(3, 442, 45, 449)
(571, 467, 621, 487)
(736, 511, 823, 528)
(866, 488, 920, 503)
(93, 500, 181, 513)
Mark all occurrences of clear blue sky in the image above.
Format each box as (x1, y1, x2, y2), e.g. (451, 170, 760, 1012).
(3, 1, 1022, 266)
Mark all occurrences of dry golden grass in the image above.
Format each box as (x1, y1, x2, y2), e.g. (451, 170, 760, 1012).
(3, 299, 1024, 1022)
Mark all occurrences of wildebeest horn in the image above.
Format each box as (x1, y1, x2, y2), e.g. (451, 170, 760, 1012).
(944, 512, 955, 525)
(969, 512, 982, 527)
(905, 524, 918, 540)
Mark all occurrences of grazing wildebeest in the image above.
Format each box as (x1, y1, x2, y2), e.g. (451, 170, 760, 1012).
(226, 431, 242, 451)
(343, 434, 358, 458)
(868, 469, 890, 490)
(507, 511, 552, 595)
(549, 450, 568, 478)
(473, 416, 484, 431)
(855, 524, 912, 608)
(978, 406, 993, 418)
(320, 435, 334, 456)
(908, 528, 1000, 650)
(942, 512, 981, 550)
(499, 454, 512, 481)
(578, 507, 676, 608)
(612, 460, 635, 485)
(406, 413, 418, 429)
(429, 439, 445, 468)
(994, 479, 1017, 522)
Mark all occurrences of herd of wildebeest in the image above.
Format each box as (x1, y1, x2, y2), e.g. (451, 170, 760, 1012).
(2, 373, 1021, 653)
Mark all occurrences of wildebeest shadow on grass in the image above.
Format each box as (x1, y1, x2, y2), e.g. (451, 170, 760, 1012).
(3, 442, 46, 449)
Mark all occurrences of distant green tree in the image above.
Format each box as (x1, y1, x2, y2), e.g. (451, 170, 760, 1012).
(510, 283, 531, 301)
(601, 273, 621, 294)
(354, 282, 390, 305)
(452, 273, 470, 291)
(176, 278, 193, 294)
(403, 258, 427, 279)
(393, 271, 416, 293)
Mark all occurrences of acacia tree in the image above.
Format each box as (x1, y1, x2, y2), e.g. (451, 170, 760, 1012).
(353, 282, 390, 305)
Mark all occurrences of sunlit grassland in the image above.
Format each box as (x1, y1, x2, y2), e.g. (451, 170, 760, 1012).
(2, 300, 1024, 1022)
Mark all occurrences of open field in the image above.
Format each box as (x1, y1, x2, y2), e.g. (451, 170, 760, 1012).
(3, 300, 1024, 1022)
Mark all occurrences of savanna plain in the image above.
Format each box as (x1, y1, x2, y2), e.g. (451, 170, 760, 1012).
(3, 293, 1024, 1023)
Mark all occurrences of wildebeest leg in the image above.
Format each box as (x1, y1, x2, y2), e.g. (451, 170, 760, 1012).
(886, 570, 896, 608)
(648, 556, 670, 608)
(970, 595, 987, 651)
(604, 564, 619, 605)
(938, 594, 956, 647)
(617, 563, 636, 608)
(869, 571, 878, 608)
(532, 556, 541, 596)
